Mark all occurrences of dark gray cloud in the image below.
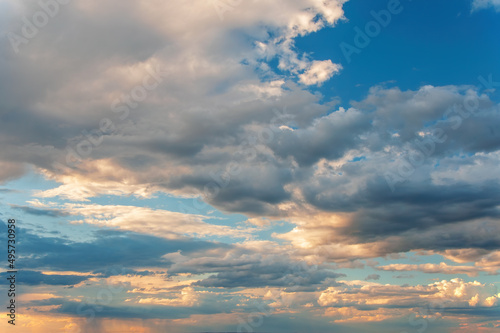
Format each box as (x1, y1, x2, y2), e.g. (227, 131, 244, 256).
(268, 108, 371, 166)
(11, 205, 70, 217)
(0, 188, 19, 193)
(34, 298, 217, 320)
(191, 258, 343, 289)
(0, 270, 90, 286)
(0, 221, 229, 272)
(364, 274, 380, 281)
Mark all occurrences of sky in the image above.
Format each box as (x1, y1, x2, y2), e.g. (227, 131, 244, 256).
(0, 0, 500, 332)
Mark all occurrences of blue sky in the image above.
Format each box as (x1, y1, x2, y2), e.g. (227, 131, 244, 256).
(1, 0, 500, 332)
(296, 0, 500, 104)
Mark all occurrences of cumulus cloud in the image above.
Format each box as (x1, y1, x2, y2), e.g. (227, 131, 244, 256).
(318, 278, 499, 313)
(431, 278, 499, 308)
(11, 204, 70, 217)
(30, 84, 499, 246)
(364, 274, 380, 281)
(0, 0, 347, 191)
(0, 270, 91, 286)
(5, 72, 500, 265)
(299, 60, 342, 86)
(136, 287, 199, 307)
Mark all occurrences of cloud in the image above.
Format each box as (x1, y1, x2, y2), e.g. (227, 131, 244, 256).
(27, 84, 499, 238)
(393, 274, 414, 279)
(299, 60, 342, 86)
(10, 204, 70, 217)
(0, 0, 348, 209)
(318, 278, 499, 312)
(57, 202, 255, 239)
(437, 248, 494, 263)
(364, 274, 380, 281)
(168, 243, 345, 289)
(0, 270, 91, 286)
(472, 0, 500, 12)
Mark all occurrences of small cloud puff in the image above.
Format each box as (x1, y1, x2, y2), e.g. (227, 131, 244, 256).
(299, 60, 342, 86)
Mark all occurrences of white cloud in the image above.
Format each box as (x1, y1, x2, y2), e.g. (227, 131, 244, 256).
(432, 278, 499, 307)
(29, 201, 256, 239)
(318, 278, 499, 312)
(136, 287, 199, 307)
(472, 0, 500, 11)
(299, 60, 342, 86)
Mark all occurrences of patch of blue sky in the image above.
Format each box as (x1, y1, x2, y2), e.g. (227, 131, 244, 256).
(350, 156, 367, 162)
(293, 0, 500, 106)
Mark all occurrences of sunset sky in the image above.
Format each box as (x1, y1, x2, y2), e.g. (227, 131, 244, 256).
(1, 0, 500, 332)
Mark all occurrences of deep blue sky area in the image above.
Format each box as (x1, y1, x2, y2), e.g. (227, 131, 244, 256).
(294, 0, 500, 105)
